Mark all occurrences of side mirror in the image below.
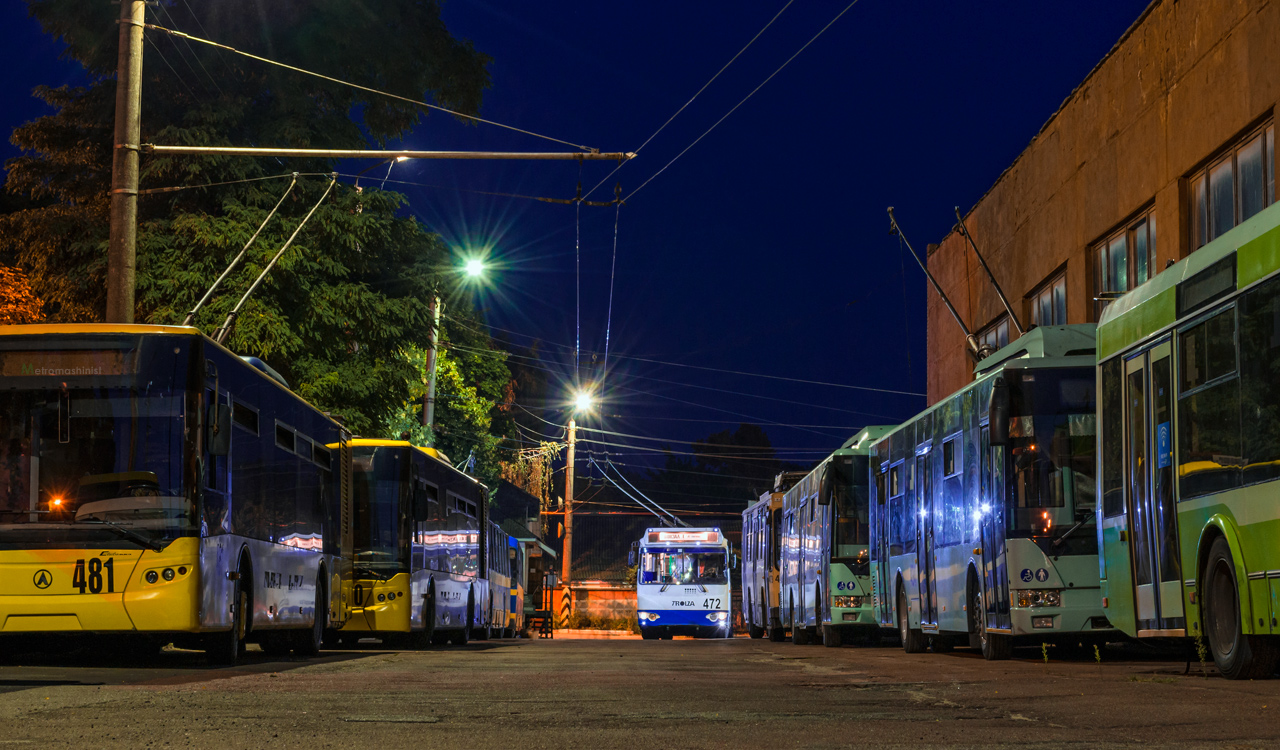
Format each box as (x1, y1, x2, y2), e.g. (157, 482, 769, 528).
(508, 547, 517, 561)
(816, 464, 831, 506)
(628, 541, 638, 567)
(207, 403, 231, 456)
(989, 377, 1010, 446)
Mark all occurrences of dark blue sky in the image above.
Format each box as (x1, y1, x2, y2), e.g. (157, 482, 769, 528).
(3, 1, 1150, 469)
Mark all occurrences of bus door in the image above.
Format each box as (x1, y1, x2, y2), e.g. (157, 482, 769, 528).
(1124, 339, 1184, 633)
(980, 426, 1012, 631)
(916, 449, 938, 628)
(874, 464, 892, 624)
(202, 364, 230, 530)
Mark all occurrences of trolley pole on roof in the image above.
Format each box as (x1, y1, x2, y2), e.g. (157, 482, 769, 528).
(954, 206, 1024, 336)
(888, 207, 981, 362)
(106, 0, 146, 323)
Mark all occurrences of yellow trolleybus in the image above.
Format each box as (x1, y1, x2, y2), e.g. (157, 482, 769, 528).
(0, 324, 353, 664)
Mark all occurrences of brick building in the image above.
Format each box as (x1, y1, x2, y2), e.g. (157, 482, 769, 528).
(927, 0, 1279, 402)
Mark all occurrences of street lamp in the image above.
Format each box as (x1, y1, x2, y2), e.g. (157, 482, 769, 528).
(561, 386, 596, 616)
(422, 258, 490, 438)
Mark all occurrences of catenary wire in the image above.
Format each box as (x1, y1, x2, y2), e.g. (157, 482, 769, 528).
(625, 0, 864, 202)
(143, 22, 600, 153)
(581, 0, 795, 201)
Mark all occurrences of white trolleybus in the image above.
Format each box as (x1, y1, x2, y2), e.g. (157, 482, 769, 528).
(870, 325, 1114, 659)
(632, 527, 734, 639)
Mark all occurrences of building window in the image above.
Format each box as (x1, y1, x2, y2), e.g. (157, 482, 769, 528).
(1093, 210, 1157, 318)
(1190, 122, 1275, 251)
(1028, 273, 1067, 327)
(978, 316, 1010, 355)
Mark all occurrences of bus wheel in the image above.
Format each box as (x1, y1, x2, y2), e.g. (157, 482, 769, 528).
(641, 629, 658, 640)
(898, 588, 927, 653)
(449, 627, 470, 646)
(973, 586, 1010, 660)
(822, 624, 842, 648)
(293, 579, 326, 657)
(207, 582, 248, 666)
(749, 624, 765, 639)
(1204, 537, 1280, 679)
(424, 587, 438, 645)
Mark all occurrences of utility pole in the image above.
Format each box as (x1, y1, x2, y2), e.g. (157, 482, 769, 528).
(107, 0, 146, 324)
(561, 417, 576, 619)
(422, 295, 442, 435)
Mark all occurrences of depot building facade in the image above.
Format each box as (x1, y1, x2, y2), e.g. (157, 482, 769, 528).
(926, 0, 1280, 403)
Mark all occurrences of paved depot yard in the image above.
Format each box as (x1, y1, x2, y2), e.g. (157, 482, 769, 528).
(0, 636, 1278, 748)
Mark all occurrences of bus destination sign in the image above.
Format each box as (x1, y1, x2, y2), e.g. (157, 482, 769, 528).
(0, 350, 134, 378)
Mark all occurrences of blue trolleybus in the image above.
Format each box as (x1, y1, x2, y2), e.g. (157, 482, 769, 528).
(634, 527, 733, 639)
(870, 325, 1114, 658)
(741, 471, 804, 641)
(0, 324, 353, 664)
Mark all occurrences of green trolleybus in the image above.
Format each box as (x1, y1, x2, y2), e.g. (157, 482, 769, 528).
(1097, 199, 1280, 679)
(779, 427, 892, 646)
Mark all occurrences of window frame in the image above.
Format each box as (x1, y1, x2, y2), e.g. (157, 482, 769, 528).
(1027, 270, 1067, 328)
(977, 315, 1010, 355)
(1189, 121, 1276, 251)
(1093, 208, 1157, 320)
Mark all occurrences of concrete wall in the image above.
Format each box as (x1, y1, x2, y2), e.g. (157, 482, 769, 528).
(927, 0, 1280, 402)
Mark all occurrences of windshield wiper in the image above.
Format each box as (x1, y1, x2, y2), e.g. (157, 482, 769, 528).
(77, 520, 165, 552)
(1050, 517, 1091, 550)
(354, 566, 391, 581)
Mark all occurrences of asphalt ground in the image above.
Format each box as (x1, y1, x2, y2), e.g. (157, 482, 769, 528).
(0, 634, 1276, 749)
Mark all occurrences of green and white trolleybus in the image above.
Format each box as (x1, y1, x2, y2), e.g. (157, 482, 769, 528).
(1097, 199, 1280, 679)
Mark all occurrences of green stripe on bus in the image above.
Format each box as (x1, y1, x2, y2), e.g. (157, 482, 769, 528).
(1237, 221, 1280, 289)
(1097, 286, 1175, 359)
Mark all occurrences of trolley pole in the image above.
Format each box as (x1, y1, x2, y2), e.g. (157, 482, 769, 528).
(561, 417, 576, 621)
(107, 0, 146, 323)
(422, 294, 442, 435)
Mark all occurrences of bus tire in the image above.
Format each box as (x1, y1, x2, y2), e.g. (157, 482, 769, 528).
(207, 577, 248, 666)
(423, 585, 438, 645)
(749, 625, 765, 639)
(973, 586, 1011, 661)
(293, 577, 326, 657)
(768, 626, 786, 642)
(822, 624, 842, 648)
(1204, 536, 1280, 680)
(898, 587, 927, 654)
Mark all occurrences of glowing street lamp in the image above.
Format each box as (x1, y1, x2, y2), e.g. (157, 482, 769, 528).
(562, 385, 598, 608)
(423, 258, 492, 439)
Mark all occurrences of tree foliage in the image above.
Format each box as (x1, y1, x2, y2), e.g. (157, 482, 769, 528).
(0, 265, 43, 325)
(2, 0, 493, 434)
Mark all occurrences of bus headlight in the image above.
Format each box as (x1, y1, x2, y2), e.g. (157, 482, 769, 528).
(832, 595, 864, 609)
(706, 611, 728, 622)
(1016, 589, 1062, 608)
(638, 612, 658, 621)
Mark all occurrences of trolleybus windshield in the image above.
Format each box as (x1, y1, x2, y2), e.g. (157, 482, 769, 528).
(639, 548, 727, 585)
(352, 446, 406, 579)
(1003, 368, 1097, 552)
(0, 336, 196, 550)
(832, 455, 871, 560)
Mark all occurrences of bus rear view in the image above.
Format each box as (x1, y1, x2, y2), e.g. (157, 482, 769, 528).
(634, 528, 732, 639)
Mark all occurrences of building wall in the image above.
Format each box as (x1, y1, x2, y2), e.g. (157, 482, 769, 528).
(927, 0, 1280, 402)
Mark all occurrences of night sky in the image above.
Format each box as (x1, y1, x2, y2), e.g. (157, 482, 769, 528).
(2, 1, 1150, 474)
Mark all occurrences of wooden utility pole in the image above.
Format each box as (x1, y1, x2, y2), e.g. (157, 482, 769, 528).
(422, 295, 442, 434)
(107, 0, 146, 324)
(561, 417, 576, 617)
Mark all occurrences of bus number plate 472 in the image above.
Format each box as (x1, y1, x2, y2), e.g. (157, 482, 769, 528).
(71, 558, 116, 594)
